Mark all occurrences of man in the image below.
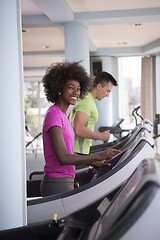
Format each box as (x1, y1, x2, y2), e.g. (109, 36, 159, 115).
(69, 71, 118, 155)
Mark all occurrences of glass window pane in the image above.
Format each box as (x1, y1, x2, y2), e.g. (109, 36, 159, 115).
(24, 81, 52, 151)
(118, 57, 141, 130)
(24, 82, 41, 150)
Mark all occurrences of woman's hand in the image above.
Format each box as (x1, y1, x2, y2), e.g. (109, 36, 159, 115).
(98, 148, 121, 161)
(91, 160, 111, 168)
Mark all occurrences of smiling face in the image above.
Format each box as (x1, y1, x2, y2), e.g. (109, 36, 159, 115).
(61, 79, 81, 106)
(96, 81, 114, 100)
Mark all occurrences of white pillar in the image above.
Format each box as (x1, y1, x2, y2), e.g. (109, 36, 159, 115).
(94, 56, 118, 130)
(64, 21, 90, 73)
(0, 0, 27, 230)
(155, 56, 160, 114)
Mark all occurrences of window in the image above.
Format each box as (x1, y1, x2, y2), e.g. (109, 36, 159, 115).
(118, 56, 142, 130)
(24, 81, 51, 151)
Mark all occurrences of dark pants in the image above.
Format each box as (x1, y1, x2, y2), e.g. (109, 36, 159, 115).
(40, 173, 74, 197)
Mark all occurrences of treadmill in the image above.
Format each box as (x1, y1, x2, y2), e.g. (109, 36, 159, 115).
(90, 120, 152, 154)
(76, 121, 153, 176)
(26, 121, 152, 184)
(27, 123, 154, 195)
(1, 158, 159, 239)
(27, 129, 156, 224)
(56, 158, 160, 240)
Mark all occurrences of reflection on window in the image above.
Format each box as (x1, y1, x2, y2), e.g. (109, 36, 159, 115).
(24, 81, 51, 152)
(118, 57, 141, 130)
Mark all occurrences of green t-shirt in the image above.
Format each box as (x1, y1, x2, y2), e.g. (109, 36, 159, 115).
(69, 92, 98, 154)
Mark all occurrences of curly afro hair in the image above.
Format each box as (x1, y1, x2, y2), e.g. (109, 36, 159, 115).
(42, 61, 91, 103)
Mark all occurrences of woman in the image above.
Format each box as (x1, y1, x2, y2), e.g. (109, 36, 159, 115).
(41, 62, 119, 196)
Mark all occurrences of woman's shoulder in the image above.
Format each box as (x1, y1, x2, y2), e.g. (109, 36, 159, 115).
(45, 105, 61, 119)
(47, 105, 60, 114)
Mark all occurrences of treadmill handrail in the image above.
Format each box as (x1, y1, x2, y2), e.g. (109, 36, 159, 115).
(27, 139, 153, 206)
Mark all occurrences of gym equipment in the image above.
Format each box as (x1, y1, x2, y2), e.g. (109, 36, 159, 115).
(27, 128, 156, 224)
(55, 158, 160, 240)
(98, 106, 143, 139)
(90, 119, 152, 154)
(2, 158, 160, 239)
(99, 118, 127, 139)
(90, 106, 153, 154)
(26, 121, 152, 195)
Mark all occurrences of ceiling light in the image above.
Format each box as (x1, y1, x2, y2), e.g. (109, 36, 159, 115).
(130, 23, 142, 27)
(118, 42, 128, 45)
(42, 45, 50, 49)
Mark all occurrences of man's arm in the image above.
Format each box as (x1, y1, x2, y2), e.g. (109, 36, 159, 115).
(73, 111, 110, 141)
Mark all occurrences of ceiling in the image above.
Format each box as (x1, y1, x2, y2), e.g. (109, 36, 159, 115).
(21, 0, 160, 79)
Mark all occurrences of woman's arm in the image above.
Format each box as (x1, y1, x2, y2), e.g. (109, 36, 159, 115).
(48, 126, 119, 166)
